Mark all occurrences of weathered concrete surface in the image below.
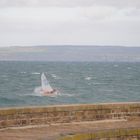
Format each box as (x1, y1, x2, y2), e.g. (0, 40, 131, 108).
(61, 127, 140, 140)
(0, 103, 140, 140)
(0, 102, 140, 129)
(0, 120, 140, 140)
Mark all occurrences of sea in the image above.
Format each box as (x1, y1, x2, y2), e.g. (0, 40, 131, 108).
(0, 61, 140, 107)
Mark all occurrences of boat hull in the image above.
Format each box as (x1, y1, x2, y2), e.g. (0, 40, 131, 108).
(41, 89, 59, 97)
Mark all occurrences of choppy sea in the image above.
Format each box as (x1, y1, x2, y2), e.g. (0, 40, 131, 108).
(0, 61, 140, 107)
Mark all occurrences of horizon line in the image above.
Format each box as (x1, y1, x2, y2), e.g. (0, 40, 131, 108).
(1, 44, 140, 48)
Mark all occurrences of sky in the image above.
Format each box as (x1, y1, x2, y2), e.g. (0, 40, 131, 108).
(0, 0, 140, 47)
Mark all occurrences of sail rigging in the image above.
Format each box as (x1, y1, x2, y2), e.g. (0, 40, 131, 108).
(41, 73, 53, 92)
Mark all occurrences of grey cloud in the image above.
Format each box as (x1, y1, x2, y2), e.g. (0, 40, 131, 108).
(0, 0, 140, 8)
(0, 0, 140, 47)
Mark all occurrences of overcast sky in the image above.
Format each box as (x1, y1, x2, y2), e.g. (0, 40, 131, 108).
(0, 0, 140, 47)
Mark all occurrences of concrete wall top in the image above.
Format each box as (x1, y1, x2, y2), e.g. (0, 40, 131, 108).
(0, 102, 140, 116)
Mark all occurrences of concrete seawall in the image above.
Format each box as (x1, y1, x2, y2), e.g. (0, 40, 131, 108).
(0, 102, 140, 129)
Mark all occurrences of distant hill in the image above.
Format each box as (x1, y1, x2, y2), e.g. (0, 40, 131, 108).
(0, 45, 140, 62)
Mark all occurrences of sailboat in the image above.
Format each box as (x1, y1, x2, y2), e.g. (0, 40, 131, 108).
(40, 73, 57, 96)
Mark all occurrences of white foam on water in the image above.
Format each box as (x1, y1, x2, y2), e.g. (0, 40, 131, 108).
(34, 86, 42, 95)
(113, 64, 118, 67)
(127, 67, 132, 69)
(51, 74, 57, 78)
(51, 74, 61, 79)
(19, 92, 42, 97)
(63, 94, 75, 97)
(20, 72, 26, 74)
(85, 77, 92, 80)
(59, 92, 76, 97)
(87, 83, 92, 85)
(31, 72, 40, 75)
(20, 87, 43, 97)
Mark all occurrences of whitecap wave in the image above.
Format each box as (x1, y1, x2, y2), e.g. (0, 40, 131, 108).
(51, 74, 61, 79)
(31, 72, 40, 75)
(34, 86, 42, 94)
(85, 77, 92, 80)
(20, 72, 26, 74)
(113, 64, 118, 67)
(60, 93, 75, 97)
(127, 67, 132, 69)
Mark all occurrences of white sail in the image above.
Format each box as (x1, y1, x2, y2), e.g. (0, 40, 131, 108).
(41, 73, 53, 92)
